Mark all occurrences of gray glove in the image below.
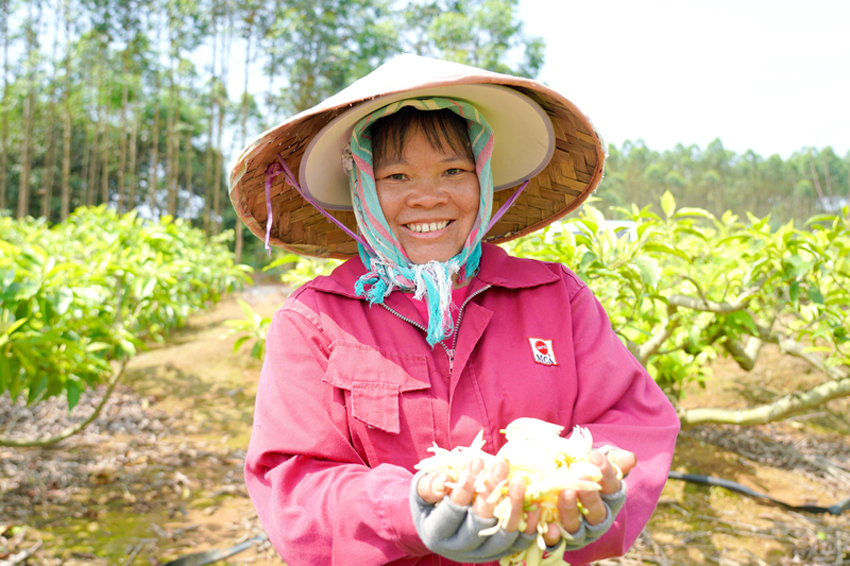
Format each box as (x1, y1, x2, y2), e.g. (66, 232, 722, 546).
(559, 481, 628, 552)
(410, 470, 536, 563)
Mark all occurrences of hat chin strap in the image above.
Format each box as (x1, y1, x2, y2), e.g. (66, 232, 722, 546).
(263, 154, 529, 256)
(263, 155, 375, 256)
(484, 180, 530, 235)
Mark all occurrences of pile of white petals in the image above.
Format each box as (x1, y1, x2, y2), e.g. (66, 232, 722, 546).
(415, 417, 620, 566)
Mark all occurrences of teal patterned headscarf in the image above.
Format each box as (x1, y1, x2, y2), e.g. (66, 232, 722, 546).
(343, 97, 495, 346)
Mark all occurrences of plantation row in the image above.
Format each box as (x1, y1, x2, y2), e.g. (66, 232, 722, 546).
(3, 198, 849, 429)
(510, 196, 850, 408)
(243, 195, 850, 426)
(0, 206, 251, 410)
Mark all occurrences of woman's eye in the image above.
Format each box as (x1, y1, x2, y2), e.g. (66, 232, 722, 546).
(388, 173, 406, 181)
(445, 168, 462, 175)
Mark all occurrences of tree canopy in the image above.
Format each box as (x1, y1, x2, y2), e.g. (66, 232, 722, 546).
(0, 0, 544, 240)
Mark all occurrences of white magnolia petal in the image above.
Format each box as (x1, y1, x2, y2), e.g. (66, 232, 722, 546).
(568, 460, 604, 482)
(497, 440, 558, 473)
(502, 417, 564, 444)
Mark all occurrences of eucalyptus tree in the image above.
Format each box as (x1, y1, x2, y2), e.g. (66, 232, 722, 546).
(400, 0, 544, 77)
(262, 0, 399, 114)
(17, 0, 44, 218)
(59, 0, 75, 219)
(0, 0, 9, 212)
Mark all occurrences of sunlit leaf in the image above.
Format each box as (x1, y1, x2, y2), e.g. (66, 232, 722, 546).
(660, 191, 676, 219)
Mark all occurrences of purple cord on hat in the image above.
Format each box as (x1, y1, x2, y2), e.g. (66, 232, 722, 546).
(275, 154, 375, 254)
(263, 162, 283, 256)
(262, 154, 374, 256)
(484, 180, 530, 234)
(263, 154, 527, 256)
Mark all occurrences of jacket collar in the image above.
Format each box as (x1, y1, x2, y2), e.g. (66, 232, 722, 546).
(308, 243, 559, 300)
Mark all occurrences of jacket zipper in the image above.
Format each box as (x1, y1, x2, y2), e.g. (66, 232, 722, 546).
(379, 284, 491, 376)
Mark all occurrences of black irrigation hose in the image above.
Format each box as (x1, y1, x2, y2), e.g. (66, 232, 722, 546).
(159, 535, 267, 566)
(668, 471, 850, 516)
(159, 474, 849, 566)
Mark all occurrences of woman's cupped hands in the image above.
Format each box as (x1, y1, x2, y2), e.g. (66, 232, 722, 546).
(416, 448, 636, 546)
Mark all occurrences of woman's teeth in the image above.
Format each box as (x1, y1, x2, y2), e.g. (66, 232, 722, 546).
(406, 221, 450, 233)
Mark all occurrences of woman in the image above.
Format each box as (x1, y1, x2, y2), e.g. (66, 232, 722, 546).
(230, 54, 680, 566)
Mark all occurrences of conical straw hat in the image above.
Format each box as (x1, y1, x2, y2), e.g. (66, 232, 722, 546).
(229, 54, 605, 259)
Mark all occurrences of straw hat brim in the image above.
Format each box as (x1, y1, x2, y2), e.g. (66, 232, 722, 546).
(229, 54, 605, 259)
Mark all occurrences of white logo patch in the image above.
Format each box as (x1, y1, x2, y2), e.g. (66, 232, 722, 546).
(529, 337, 557, 366)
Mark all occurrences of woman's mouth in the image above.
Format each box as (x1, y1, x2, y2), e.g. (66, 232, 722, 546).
(404, 220, 451, 234)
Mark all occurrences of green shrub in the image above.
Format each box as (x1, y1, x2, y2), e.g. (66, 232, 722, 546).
(0, 206, 252, 408)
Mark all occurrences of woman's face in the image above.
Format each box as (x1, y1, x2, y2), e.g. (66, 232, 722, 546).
(374, 126, 480, 264)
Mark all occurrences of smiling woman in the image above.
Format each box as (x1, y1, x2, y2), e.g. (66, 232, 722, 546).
(228, 54, 680, 566)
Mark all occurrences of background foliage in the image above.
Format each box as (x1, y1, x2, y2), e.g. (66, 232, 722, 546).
(0, 0, 542, 256)
(240, 198, 850, 425)
(0, 206, 250, 408)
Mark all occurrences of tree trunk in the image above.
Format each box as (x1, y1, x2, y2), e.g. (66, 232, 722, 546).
(126, 105, 139, 211)
(235, 22, 253, 263)
(203, 15, 217, 233)
(149, 79, 161, 216)
(41, 109, 57, 220)
(165, 47, 176, 217)
(99, 92, 109, 206)
(85, 123, 98, 206)
(18, 0, 39, 218)
(169, 58, 182, 218)
(213, 25, 231, 235)
(0, 0, 8, 212)
(809, 151, 826, 208)
(117, 52, 130, 213)
(184, 128, 193, 218)
(60, 2, 72, 221)
(39, 0, 63, 221)
(822, 152, 834, 206)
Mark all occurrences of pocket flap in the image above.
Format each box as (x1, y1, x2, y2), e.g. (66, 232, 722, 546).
(351, 381, 401, 433)
(323, 341, 430, 392)
(322, 341, 430, 433)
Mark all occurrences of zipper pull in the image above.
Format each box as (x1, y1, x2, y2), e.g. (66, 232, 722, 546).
(446, 348, 455, 375)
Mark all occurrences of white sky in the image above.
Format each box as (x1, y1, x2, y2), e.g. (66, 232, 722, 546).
(517, 0, 850, 158)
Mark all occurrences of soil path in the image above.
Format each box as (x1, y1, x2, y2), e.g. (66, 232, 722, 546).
(1, 285, 849, 565)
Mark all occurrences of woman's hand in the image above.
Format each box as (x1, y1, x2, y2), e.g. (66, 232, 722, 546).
(417, 458, 540, 536)
(414, 448, 636, 552)
(541, 449, 637, 546)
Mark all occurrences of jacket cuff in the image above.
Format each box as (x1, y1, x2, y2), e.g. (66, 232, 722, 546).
(384, 469, 431, 556)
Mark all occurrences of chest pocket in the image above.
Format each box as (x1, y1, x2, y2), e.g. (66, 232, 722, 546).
(323, 340, 434, 468)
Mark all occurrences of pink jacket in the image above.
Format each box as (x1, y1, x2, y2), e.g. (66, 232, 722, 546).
(245, 244, 680, 566)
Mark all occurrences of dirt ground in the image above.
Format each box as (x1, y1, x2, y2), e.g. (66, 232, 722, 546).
(1, 284, 849, 566)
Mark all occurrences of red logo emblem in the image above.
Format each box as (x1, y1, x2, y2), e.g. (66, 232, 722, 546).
(529, 337, 557, 365)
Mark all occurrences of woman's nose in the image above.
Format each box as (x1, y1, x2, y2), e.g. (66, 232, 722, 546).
(405, 179, 450, 208)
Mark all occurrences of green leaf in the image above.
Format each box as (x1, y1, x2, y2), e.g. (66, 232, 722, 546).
(789, 281, 799, 303)
(727, 311, 758, 335)
(674, 207, 715, 221)
(263, 253, 303, 272)
(52, 288, 74, 316)
(660, 191, 676, 218)
(642, 242, 690, 262)
(67, 378, 83, 410)
(808, 286, 824, 304)
(139, 277, 157, 299)
(233, 336, 251, 352)
(631, 256, 661, 287)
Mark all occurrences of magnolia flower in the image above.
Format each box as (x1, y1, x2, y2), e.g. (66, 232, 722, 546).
(414, 417, 617, 566)
(414, 430, 497, 480)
